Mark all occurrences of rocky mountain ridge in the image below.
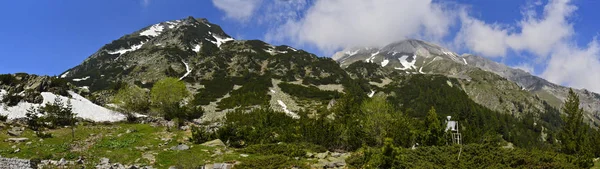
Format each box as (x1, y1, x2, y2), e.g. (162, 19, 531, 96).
(335, 39, 600, 125)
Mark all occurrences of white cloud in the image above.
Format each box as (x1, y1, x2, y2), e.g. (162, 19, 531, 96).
(455, 0, 576, 58)
(512, 63, 535, 74)
(212, 0, 263, 21)
(265, 0, 458, 54)
(455, 0, 600, 93)
(541, 39, 600, 92)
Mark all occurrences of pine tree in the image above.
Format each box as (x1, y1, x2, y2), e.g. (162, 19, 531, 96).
(558, 89, 587, 155)
(424, 107, 445, 146)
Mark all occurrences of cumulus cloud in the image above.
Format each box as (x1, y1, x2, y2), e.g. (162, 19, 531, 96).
(212, 0, 263, 21)
(455, 0, 575, 58)
(265, 0, 458, 54)
(512, 63, 535, 74)
(541, 39, 600, 92)
(456, 0, 600, 93)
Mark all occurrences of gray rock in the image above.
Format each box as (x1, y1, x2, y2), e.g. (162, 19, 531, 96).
(331, 152, 342, 157)
(6, 137, 29, 143)
(334, 161, 346, 167)
(201, 139, 225, 147)
(212, 163, 234, 169)
(315, 152, 328, 159)
(100, 157, 110, 164)
(170, 144, 190, 151)
(7, 127, 23, 136)
(305, 152, 314, 158)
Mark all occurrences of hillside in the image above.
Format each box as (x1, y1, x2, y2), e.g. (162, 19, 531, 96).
(334, 39, 600, 126)
(1, 17, 599, 168)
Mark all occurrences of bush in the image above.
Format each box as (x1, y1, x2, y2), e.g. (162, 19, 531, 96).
(190, 126, 217, 144)
(113, 84, 150, 114)
(2, 91, 24, 107)
(26, 97, 76, 129)
(348, 143, 583, 169)
(240, 143, 307, 157)
(235, 155, 305, 169)
(0, 114, 7, 122)
(0, 74, 17, 85)
(278, 82, 341, 101)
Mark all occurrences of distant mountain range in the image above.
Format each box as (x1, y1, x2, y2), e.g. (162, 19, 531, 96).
(1, 16, 599, 125)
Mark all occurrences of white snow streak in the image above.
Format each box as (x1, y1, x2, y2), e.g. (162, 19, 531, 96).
(108, 41, 146, 55)
(345, 50, 360, 56)
(368, 90, 375, 98)
(72, 76, 90, 82)
(394, 55, 417, 70)
(140, 24, 165, 37)
(277, 100, 299, 119)
(419, 67, 425, 74)
(381, 59, 389, 67)
(179, 60, 192, 80)
(213, 35, 234, 48)
(192, 44, 201, 52)
(462, 58, 468, 65)
(0, 90, 126, 122)
(365, 51, 380, 63)
(60, 71, 69, 78)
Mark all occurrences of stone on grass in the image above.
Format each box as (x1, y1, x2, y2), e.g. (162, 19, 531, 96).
(170, 144, 190, 151)
(201, 139, 225, 147)
(5, 138, 29, 143)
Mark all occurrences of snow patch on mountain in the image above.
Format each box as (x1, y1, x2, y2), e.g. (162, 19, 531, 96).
(381, 59, 389, 67)
(395, 55, 417, 70)
(462, 58, 468, 65)
(365, 51, 380, 63)
(277, 100, 299, 119)
(0, 90, 126, 122)
(192, 44, 201, 52)
(213, 35, 234, 47)
(60, 72, 69, 78)
(179, 60, 192, 80)
(368, 90, 375, 98)
(72, 76, 90, 82)
(108, 41, 146, 55)
(140, 24, 165, 37)
(346, 50, 360, 56)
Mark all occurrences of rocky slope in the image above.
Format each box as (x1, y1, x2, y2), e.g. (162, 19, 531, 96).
(335, 39, 600, 125)
(55, 16, 353, 121)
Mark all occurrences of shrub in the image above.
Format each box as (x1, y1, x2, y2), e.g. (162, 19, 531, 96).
(2, 91, 24, 107)
(278, 82, 341, 101)
(0, 114, 7, 122)
(240, 143, 307, 157)
(113, 84, 150, 114)
(190, 126, 217, 144)
(235, 155, 305, 169)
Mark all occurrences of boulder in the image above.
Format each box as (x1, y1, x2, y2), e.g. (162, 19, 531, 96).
(6, 137, 29, 143)
(315, 152, 328, 159)
(7, 127, 24, 136)
(170, 144, 190, 151)
(201, 139, 225, 147)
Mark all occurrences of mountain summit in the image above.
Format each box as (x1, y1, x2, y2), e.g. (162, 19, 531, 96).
(335, 39, 600, 125)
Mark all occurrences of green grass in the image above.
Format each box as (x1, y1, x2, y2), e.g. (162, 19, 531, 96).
(0, 123, 323, 168)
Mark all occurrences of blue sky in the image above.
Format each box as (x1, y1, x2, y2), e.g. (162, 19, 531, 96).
(0, 0, 599, 92)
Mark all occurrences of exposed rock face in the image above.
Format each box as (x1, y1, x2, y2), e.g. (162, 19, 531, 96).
(464, 54, 600, 124)
(0, 157, 36, 169)
(335, 39, 600, 123)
